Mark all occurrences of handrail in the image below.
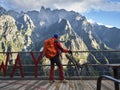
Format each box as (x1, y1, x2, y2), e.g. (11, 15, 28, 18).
(72, 50, 120, 53)
(6, 64, 120, 67)
(0, 50, 120, 53)
(97, 75, 120, 90)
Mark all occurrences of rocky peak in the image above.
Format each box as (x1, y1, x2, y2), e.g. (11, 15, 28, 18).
(40, 6, 51, 12)
(0, 6, 6, 15)
(40, 6, 45, 12)
(7, 10, 20, 19)
(0, 15, 17, 35)
(16, 14, 35, 30)
(58, 19, 73, 34)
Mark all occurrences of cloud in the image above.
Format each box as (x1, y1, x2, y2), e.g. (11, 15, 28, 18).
(97, 22, 114, 28)
(87, 19, 114, 28)
(87, 18, 114, 28)
(87, 19, 96, 24)
(1, 0, 120, 12)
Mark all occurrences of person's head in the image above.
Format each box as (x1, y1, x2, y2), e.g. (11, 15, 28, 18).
(53, 33, 59, 39)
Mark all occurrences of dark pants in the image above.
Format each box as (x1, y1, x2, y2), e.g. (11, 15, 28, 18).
(50, 55, 64, 80)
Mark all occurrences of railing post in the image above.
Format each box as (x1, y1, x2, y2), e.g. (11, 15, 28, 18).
(96, 76, 102, 90)
(113, 67, 119, 90)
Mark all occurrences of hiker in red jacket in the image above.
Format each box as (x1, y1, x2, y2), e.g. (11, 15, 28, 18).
(44, 34, 72, 83)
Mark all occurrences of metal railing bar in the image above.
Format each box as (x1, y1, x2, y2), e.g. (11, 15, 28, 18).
(0, 50, 120, 53)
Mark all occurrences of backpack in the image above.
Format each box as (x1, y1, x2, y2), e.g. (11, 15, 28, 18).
(43, 38, 57, 58)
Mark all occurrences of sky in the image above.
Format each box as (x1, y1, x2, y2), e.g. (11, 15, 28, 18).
(0, 0, 120, 29)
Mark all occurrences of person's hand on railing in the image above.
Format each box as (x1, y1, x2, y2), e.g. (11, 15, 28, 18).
(68, 50, 72, 55)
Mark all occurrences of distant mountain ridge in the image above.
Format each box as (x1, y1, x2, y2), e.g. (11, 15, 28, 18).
(0, 6, 120, 64)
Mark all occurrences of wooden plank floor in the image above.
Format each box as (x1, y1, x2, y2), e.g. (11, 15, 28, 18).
(0, 80, 115, 90)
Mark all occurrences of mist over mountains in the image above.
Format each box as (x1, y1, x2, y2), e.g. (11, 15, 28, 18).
(0, 6, 120, 64)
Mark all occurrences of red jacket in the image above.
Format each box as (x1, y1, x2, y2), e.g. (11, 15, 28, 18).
(54, 38, 69, 54)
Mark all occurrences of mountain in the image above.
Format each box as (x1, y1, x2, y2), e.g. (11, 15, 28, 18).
(93, 25, 120, 49)
(0, 6, 6, 15)
(0, 6, 120, 65)
(16, 14, 35, 30)
(0, 15, 22, 51)
(0, 14, 34, 52)
(26, 7, 120, 50)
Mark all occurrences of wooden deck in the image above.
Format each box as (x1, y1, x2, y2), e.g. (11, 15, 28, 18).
(0, 79, 116, 90)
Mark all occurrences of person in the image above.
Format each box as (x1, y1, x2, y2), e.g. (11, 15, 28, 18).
(44, 34, 72, 83)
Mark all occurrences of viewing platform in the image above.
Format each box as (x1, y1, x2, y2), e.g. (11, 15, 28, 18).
(0, 79, 116, 90)
(0, 51, 120, 90)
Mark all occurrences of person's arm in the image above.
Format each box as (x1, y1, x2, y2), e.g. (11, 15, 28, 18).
(55, 41, 69, 53)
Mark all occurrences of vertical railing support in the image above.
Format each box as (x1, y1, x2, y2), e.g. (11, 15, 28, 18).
(96, 76, 102, 90)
